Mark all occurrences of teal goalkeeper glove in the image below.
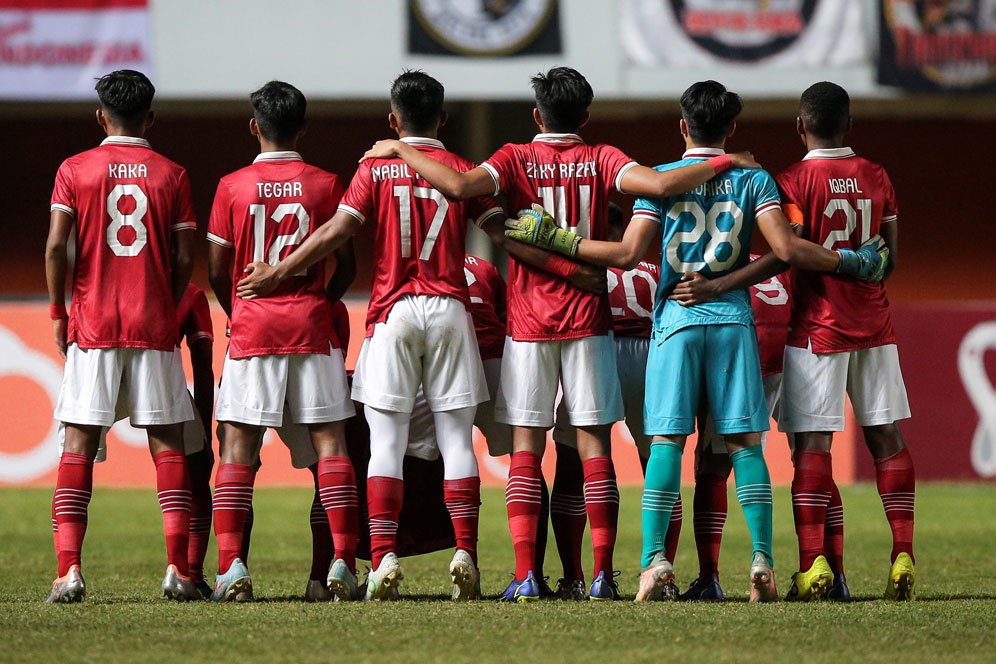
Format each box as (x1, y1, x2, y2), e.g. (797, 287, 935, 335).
(836, 235, 889, 282)
(504, 204, 581, 257)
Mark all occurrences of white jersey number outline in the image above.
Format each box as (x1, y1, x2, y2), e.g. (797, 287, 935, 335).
(106, 184, 149, 257)
(249, 203, 310, 276)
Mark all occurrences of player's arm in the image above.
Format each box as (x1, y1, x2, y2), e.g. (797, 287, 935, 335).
(361, 140, 494, 200)
(44, 209, 74, 358)
(618, 153, 760, 198)
(208, 243, 234, 319)
(189, 337, 214, 436)
(558, 215, 660, 271)
(880, 218, 898, 280)
(171, 228, 195, 305)
(756, 208, 842, 271)
(325, 239, 357, 304)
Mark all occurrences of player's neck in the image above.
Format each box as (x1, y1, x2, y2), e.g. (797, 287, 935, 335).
(257, 139, 298, 154)
(397, 130, 438, 141)
(104, 126, 146, 140)
(684, 139, 725, 152)
(804, 135, 845, 151)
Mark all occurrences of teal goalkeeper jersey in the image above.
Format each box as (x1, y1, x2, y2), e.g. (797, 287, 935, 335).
(632, 149, 781, 338)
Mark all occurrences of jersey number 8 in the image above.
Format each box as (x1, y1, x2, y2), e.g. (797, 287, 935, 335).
(106, 184, 148, 257)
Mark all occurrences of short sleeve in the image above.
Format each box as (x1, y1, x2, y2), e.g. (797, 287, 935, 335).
(632, 194, 662, 224)
(775, 171, 803, 227)
(466, 193, 504, 227)
(751, 170, 782, 218)
(329, 174, 345, 209)
(480, 144, 519, 198)
(50, 159, 76, 216)
(596, 145, 638, 194)
(880, 167, 898, 223)
(181, 288, 213, 345)
(338, 162, 374, 223)
(206, 180, 234, 248)
(172, 170, 197, 232)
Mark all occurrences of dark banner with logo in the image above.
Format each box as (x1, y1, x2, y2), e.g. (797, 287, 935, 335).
(879, 0, 996, 93)
(408, 0, 561, 57)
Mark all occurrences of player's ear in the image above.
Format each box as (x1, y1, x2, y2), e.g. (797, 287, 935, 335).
(727, 120, 736, 139)
(578, 111, 590, 130)
(144, 110, 155, 130)
(438, 110, 448, 129)
(296, 123, 307, 142)
(532, 107, 543, 130)
(388, 111, 401, 134)
(95, 108, 106, 131)
(679, 118, 688, 138)
(249, 117, 260, 138)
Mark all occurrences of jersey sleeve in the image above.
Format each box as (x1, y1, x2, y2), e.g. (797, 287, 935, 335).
(880, 167, 898, 223)
(632, 194, 662, 224)
(480, 144, 519, 198)
(751, 170, 782, 218)
(181, 288, 214, 345)
(466, 193, 505, 227)
(172, 169, 198, 232)
(206, 180, 234, 248)
(338, 162, 374, 223)
(597, 145, 639, 194)
(329, 174, 345, 209)
(50, 159, 76, 217)
(775, 171, 804, 227)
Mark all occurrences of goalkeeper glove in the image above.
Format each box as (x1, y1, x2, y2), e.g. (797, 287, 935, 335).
(504, 203, 581, 257)
(836, 236, 889, 282)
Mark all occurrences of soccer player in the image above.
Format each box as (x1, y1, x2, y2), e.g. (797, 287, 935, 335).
(506, 80, 889, 603)
(358, 67, 762, 602)
(207, 81, 358, 602)
(45, 70, 198, 602)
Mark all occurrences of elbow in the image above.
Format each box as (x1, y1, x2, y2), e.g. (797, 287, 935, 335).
(619, 245, 644, 271)
(207, 265, 227, 296)
(770, 240, 797, 264)
(44, 239, 66, 263)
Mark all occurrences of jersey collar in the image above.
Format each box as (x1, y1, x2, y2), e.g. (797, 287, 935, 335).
(533, 133, 583, 144)
(803, 147, 856, 160)
(100, 136, 151, 148)
(254, 151, 303, 163)
(682, 147, 725, 159)
(400, 136, 445, 149)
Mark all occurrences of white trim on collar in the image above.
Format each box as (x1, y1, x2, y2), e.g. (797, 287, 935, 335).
(101, 136, 151, 148)
(682, 147, 725, 158)
(804, 147, 856, 160)
(533, 133, 583, 144)
(254, 151, 303, 163)
(400, 137, 445, 149)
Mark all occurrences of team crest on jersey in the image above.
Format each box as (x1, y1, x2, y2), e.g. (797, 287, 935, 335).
(408, 0, 561, 56)
(667, 0, 816, 61)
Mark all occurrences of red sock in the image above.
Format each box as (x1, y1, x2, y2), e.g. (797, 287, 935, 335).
(875, 448, 916, 563)
(824, 479, 845, 576)
(551, 455, 586, 582)
(53, 452, 93, 576)
(309, 467, 333, 582)
(792, 450, 833, 570)
(664, 496, 683, 564)
(582, 456, 619, 578)
(213, 463, 255, 573)
(693, 473, 728, 580)
(51, 496, 59, 553)
(506, 451, 543, 580)
(367, 475, 403, 569)
(318, 457, 359, 574)
(444, 476, 481, 565)
(154, 450, 192, 576)
(187, 455, 213, 580)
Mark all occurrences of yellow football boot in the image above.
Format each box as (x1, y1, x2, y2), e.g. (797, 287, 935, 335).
(784, 555, 833, 602)
(884, 552, 915, 601)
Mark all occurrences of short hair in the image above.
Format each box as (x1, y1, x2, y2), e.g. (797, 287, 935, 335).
(530, 67, 594, 133)
(390, 70, 445, 133)
(607, 201, 624, 231)
(95, 70, 155, 128)
(679, 80, 742, 144)
(250, 81, 307, 143)
(800, 81, 850, 139)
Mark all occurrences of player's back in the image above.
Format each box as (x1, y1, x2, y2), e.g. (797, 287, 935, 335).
(51, 137, 196, 351)
(481, 134, 637, 340)
(463, 254, 505, 360)
(208, 152, 340, 358)
(777, 148, 897, 352)
(342, 138, 500, 334)
(607, 261, 658, 339)
(747, 255, 791, 377)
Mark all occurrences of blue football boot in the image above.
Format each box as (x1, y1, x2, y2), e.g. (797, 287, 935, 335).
(498, 571, 541, 603)
(679, 574, 726, 601)
(589, 571, 621, 601)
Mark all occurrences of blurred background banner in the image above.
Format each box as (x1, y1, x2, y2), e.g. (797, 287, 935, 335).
(0, 0, 152, 101)
(878, 0, 996, 92)
(621, 0, 868, 67)
(408, 0, 562, 57)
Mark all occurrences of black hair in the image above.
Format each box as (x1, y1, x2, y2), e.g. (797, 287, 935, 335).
(800, 81, 850, 139)
(530, 67, 593, 133)
(390, 70, 445, 133)
(250, 81, 307, 143)
(607, 201, 624, 231)
(94, 70, 155, 128)
(679, 80, 742, 145)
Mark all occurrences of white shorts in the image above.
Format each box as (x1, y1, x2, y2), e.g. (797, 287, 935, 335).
(351, 295, 488, 413)
(779, 343, 911, 432)
(55, 344, 193, 427)
(553, 336, 650, 456)
(215, 349, 354, 427)
(703, 372, 783, 454)
(496, 334, 623, 428)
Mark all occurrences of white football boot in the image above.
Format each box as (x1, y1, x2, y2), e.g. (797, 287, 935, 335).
(46, 565, 86, 604)
(363, 552, 403, 601)
(327, 558, 361, 602)
(449, 549, 481, 601)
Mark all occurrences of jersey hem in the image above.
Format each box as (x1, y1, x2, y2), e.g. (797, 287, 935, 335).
(787, 337, 898, 354)
(509, 328, 609, 342)
(227, 344, 336, 360)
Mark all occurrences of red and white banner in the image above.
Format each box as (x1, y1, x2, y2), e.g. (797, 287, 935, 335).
(0, 0, 151, 100)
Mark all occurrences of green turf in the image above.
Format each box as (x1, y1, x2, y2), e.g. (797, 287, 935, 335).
(1, 484, 994, 663)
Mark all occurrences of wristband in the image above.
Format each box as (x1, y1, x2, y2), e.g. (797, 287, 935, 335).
(49, 303, 68, 320)
(542, 253, 580, 280)
(707, 154, 733, 174)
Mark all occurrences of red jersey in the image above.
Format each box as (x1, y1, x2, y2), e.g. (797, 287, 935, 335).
(777, 148, 898, 353)
(339, 137, 503, 335)
(463, 254, 506, 361)
(208, 151, 342, 359)
(748, 255, 791, 377)
(607, 261, 658, 339)
(50, 136, 197, 351)
(481, 134, 637, 340)
(330, 300, 350, 357)
(177, 283, 213, 348)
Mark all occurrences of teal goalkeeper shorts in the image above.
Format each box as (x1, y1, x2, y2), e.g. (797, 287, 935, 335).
(644, 323, 769, 437)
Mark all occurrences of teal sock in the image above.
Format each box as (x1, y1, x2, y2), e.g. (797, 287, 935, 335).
(731, 445, 774, 566)
(641, 441, 683, 568)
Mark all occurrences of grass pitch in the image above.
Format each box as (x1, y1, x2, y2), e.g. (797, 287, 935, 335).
(1, 483, 994, 663)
